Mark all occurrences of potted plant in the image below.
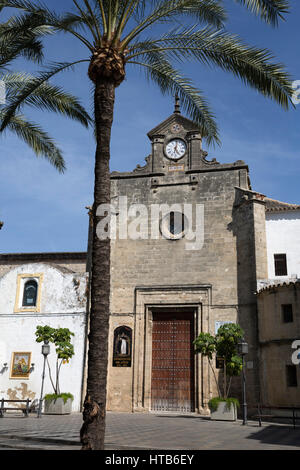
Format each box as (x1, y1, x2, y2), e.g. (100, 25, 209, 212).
(35, 325, 75, 414)
(194, 323, 244, 421)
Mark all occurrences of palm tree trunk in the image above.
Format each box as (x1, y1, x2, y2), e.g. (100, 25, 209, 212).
(80, 78, 115, 451)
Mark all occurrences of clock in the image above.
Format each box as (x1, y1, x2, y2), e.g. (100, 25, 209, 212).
(165, 138, 187, 160)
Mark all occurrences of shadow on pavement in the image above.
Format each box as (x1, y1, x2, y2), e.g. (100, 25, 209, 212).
(246, 425, 300, 447)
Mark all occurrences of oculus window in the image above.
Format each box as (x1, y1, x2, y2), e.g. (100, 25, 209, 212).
(160, 211, 188, 240)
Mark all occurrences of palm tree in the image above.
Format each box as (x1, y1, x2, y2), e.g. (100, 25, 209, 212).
(0, 0, 293, 450)
(0, 8, 91, 171)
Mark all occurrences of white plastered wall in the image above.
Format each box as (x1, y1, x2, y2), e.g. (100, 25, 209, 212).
(265, 211, 300, 280)
(0, 263, 87, 412)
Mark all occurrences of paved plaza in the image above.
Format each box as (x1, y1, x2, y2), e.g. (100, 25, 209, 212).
(0, 412, 299, 450)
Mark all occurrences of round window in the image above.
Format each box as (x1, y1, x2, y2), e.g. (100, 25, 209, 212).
(160, 211, 188, 240)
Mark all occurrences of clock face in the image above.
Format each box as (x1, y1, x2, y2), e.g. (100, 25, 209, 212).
(165, 139, 186, 160)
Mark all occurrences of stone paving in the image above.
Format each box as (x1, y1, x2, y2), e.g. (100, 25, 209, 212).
(0, 412, 299, 450)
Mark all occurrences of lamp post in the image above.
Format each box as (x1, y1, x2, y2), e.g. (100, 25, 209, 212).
(238, 338, 248, 425)
(37, 340, 50, 418)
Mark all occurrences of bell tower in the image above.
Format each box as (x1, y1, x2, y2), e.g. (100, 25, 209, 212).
(146, 96, 209, 174)
(111, 96, 234, 180)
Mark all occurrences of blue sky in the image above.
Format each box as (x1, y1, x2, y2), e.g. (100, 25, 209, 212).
(1, 0, 300, 253)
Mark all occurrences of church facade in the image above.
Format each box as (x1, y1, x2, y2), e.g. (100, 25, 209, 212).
(105, 105, 267, 414)
(0, 104, 299, 415)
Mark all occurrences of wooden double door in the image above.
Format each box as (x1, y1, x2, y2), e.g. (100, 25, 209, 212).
(151, 311, 195, 412)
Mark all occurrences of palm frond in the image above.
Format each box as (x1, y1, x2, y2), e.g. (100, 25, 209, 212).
(0, 1, 93, 171)
(71, 0, 102, 45)
(1, 9, 54, 38)
(0, 38, 42, 68)
(0, 0, 293, 148)
(0, 11, 51, 66)
(128, 26, 294, 109)
(235, 0, 290, 26)
(0, 108, 66, 172)
(128, 52, 220, 146)
(2, 72, 92, 127)
(0, 0, 95, 49)
(121, 0, 226, 49)
(0, 0, 46, 13)
(0, 60, 90, 131)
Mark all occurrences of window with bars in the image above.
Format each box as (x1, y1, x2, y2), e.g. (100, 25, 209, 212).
(274, 254, 288, 276)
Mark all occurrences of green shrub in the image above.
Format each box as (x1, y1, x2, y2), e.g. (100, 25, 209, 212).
(44, 393, 74, 404)
(35, 325, 75, 396)
(194, 324, 244, 399)
(208, 397, 240, 412)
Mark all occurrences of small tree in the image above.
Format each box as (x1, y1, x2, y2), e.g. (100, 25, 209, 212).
(193, 323, 244, 400)
(35, 325, 74, 396)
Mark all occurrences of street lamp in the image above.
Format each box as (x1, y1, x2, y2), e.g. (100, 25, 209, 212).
(238, 338, 248, 425)
(37, 340, 50, 418)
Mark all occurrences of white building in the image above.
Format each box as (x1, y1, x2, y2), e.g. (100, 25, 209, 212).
(257, 199, 300, 410)
(258, 199, 300, 290)
(0, 253, 88, 413)
(266, 200, 300, 280)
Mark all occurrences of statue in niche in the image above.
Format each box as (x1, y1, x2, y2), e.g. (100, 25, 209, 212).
(113, 326, 132, 367)
(118, 333, 129, 355)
